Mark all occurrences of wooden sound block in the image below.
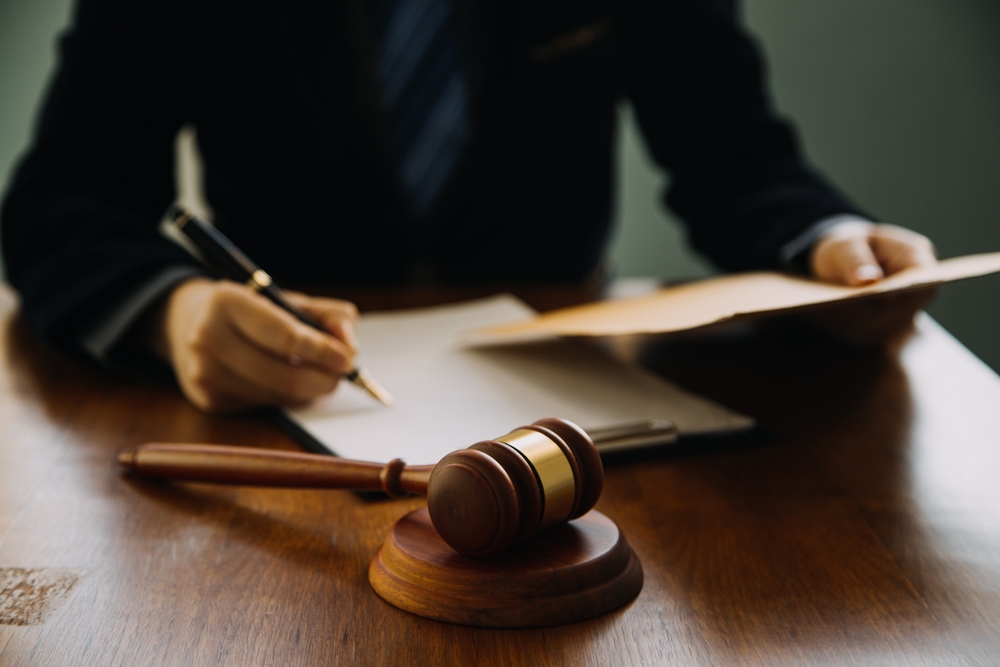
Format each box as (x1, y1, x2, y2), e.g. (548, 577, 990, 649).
(368, 508, 643, 628)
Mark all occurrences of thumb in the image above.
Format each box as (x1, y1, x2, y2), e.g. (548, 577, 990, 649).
(813, 234, 885, 286)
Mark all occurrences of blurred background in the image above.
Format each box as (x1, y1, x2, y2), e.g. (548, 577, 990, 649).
(1, 0, 999, 369)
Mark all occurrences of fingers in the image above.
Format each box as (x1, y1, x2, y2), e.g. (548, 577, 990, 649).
(222, 287, 356, 375)
(176, 354, 304, 413)
(285, 292, 361, 353)
(808, 221, 939, 345)
(209, 325, 341, 402)
(160, 279, 362, 413)
(869, 224, 937, 275)
(811, 221, 936, 286)
(811, 222, 884, 286)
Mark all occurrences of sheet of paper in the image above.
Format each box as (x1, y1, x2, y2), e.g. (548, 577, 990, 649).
(284, 295, 754, 464)
(469, 252, 1000, 341)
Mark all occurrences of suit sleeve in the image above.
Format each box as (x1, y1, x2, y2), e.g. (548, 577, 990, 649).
(625, 0, 869, 272)
(0, 0, 201, 361)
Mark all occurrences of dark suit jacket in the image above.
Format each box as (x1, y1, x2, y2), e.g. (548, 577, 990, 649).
(1, 0, 865, 359)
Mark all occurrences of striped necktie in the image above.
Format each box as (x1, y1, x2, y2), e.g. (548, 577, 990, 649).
(370, 0, 472, 217)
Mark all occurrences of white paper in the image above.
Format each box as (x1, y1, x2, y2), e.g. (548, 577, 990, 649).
(284, 295, 754, 465)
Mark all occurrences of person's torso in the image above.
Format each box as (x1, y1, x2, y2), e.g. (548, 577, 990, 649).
(190, 0, 630, 284)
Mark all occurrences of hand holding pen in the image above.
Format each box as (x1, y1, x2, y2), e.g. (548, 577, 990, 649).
(145, 207, 392, 413)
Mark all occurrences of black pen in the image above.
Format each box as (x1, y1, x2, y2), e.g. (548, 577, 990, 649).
(169, 206, 394, 407)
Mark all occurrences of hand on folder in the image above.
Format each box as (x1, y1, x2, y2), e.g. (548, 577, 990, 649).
(809, 221, 938, 344)
(147, 278, 360, 413)
(811, 221, 937, 286)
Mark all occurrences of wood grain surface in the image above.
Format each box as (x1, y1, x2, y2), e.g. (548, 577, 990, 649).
(0, 283, 998, 666)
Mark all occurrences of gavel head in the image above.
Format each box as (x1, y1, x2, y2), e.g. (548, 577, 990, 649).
(426, 418, 603, 558)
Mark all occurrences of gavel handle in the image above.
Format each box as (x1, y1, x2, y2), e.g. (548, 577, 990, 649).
(117, 443, 433, 497)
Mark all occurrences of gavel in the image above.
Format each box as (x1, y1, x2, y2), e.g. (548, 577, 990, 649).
(118, 418, 603, 558)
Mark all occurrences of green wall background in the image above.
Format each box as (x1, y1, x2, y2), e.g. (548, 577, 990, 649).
(2, 0, 998, 368)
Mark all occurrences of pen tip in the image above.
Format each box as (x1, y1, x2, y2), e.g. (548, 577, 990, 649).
(372, 389, 395, 407)
(350, 368, 395, 407)
(367, 383, 395, 407)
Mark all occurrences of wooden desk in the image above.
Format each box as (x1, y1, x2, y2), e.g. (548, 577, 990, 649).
(1, 283, 998, 666)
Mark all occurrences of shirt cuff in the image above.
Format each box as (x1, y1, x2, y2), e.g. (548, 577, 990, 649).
(779, 214, 874, 274)
(81, 265, 204, 374)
